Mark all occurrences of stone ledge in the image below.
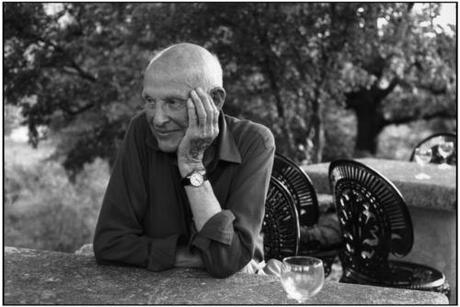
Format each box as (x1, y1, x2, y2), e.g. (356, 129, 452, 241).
(4, 247, 448, 304)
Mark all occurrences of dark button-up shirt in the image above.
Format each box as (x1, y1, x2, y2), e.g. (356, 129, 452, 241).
(93, 111, 275, 277)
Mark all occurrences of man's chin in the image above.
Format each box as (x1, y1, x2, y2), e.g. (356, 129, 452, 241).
(157, 142, 179, 153)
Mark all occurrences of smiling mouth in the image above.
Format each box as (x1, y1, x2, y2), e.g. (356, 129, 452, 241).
(155, 130, 180, 136)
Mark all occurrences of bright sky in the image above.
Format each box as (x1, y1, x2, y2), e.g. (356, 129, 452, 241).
(435, 3, 456, 27)
(413, 2, 457, 32)
(412, 3, 457, 36)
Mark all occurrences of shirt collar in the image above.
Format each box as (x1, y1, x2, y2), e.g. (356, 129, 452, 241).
(144, 111, 241, 164)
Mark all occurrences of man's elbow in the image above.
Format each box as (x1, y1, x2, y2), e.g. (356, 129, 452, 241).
(207, 265, 238, 279)
(93, 236, 112, 264)
(205, 256, 250, 279)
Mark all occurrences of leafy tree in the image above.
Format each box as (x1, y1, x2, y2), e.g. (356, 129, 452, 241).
(4, 3, 456, 174)
(340, 3, 456, 155)
(4, 3, 143, 174)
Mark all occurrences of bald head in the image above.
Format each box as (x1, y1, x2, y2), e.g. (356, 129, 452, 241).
(141, 43, 226, 153)
(144, 43, 223, 91)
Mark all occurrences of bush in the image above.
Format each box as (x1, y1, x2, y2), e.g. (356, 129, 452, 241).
(4, 158, 109, 252)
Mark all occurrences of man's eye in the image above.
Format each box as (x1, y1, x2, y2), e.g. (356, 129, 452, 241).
(167, 99, 183, 108)
(144, 97, 155, 106)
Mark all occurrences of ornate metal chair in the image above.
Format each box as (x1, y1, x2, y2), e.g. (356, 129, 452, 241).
(262, 176, 300, 261)
(329, 159, 450, 297)
(272, 153, 341, 275)
(272, 153, 319, 226)
(409, 132, 456, 165)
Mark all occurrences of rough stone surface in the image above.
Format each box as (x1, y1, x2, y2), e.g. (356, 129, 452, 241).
(303, 158, 456, 211)
(394, 207, 457, 304)
(5, 247, 448, 304)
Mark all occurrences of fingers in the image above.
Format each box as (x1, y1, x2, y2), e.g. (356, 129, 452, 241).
(186, 98, 197, 129)
(196, 88, 219, 126)
(190, 88, 219, 133)
(179, 88, 219, 166)
(190, 89, 207, 129)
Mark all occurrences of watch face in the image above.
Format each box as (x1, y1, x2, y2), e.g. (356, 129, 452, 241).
(190, 173, 204, 186)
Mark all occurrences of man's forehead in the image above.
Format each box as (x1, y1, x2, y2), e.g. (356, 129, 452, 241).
(142, 72, 193, 98)
(144, 64, 204, 91)
(145, 66, 195, 83)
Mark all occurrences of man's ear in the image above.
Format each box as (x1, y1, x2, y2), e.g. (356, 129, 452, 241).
(210, 87, 226, 110)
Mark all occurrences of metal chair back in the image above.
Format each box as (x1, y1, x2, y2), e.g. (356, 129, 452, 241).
(262, 176, 300, 261)
(328, 159, 449, 297)
(272, 153, 340, 276)
(329, 159, 413, 275)
(272, 153, 319, 226)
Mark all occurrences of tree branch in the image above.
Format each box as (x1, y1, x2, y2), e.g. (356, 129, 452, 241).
(32, 34, 97, 82)
(252, 5, 285, 118)
(376, 77, 399, 100)
(61, 102, 95, 116)
(383, 109, 456, 126)
(418, 83, 448, 95)
(67, 60, 97, 82)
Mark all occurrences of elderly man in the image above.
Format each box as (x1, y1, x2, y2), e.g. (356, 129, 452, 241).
(93, 43, 276, 278)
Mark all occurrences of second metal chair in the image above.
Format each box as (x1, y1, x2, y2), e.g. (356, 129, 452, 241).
(329, 159, 450, 297)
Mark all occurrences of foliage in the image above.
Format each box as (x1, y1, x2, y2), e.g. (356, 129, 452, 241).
(4, 3, 456, 171)
(4, 156, 109, 252)
(4, 3, 142, 174)
(3, 3, 456, 253)
(322, 108, 357, 162)
(4, 104, 24, 136)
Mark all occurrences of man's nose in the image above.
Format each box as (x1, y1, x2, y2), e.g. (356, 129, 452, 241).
(152, 102, 169, 127)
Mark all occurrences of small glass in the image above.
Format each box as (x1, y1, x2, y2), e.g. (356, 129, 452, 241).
(414, 147, 432, 180)
(280, 256, 324, 303)
(438, 141, 454, 169)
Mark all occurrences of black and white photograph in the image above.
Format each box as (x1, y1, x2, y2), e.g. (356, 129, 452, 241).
(3, 2, 457, 304)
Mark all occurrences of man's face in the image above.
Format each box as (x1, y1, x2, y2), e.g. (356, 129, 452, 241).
(142, 69, 190, 153)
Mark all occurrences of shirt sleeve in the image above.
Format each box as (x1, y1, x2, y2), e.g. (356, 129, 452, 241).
(191, 125, 275, 278)
(93, 115, 180, 271)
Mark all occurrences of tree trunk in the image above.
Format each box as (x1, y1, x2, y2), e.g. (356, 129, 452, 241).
(310, 99, 324, 163)
(354, 105, 383, 157)
(346, 87, 386, 157)
(311, 118, 325, 163)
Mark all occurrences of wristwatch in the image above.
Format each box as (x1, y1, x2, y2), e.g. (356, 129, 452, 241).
(181, 170, 208, 187)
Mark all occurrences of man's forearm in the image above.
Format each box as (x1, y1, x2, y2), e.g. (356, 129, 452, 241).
(174, 246, 204, 268)
(184, 180, 222, 231)
(94, 231, 180, 271)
